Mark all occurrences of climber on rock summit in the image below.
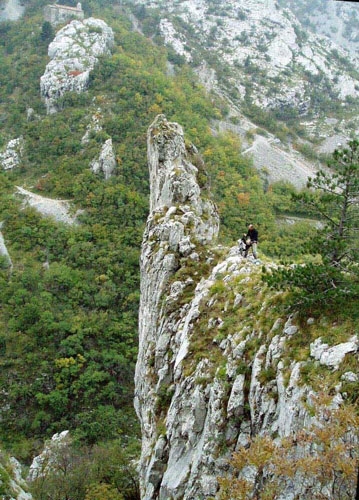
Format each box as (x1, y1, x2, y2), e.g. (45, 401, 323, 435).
(244, 223, 258, 259)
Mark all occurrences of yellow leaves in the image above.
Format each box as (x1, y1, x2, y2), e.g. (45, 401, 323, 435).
(148, 103, 162, 115)
(218, 437, 277, 500)
(203, 147, 214, 159)
(217, 476, 251, 500)
(54, 355, 86, 387)
(96, 274, 108, 284)
(155, 93, 164, 104)
(313, 426, 334, 448)
(218, 396, 359, 499)
(335, 455, 356, 480)
(55, 354, 86, 369)
(237, 192, 250, 206)
(335, 403, 359, 429)
(94, 95, 108, 105)
(271, 454, 295, 478)
(189, 127, 199, 139)
(85, 483, 124, 500)
(86, 192, 96, 205)
(55, 357, 76, 368)
(296, 455, 323, 476)
(239, 435, 275, 470)
(134, 92, 143, 104)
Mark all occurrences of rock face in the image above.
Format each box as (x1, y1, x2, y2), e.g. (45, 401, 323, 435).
(90, 138, 116, 179)
(40, 18, 114, 114)
(0, 451, 32, 500)
(310, 336, 359, 369)
(0, 0, 25, 22)
(0, 222, 13, 270)
(135, 116, 359, 499)
(131, 0, 359, 152)
(134, 0, 359, 113)
(27, 431, 70, 481)
(0, 137, 24, 170)
(135, 114, 219, 498)
(81, 109, 103, 144)
(285, 0, 359, 58)
(127, 0, 359, 190)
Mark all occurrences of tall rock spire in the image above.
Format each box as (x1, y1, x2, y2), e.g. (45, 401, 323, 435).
(135, 115, 219, 499)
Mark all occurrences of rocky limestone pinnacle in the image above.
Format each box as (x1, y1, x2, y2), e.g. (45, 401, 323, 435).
(135, 115, 358, 499)
(135, 115, 219, 499)
(90, 138, 117, 179)
(135, 115, 312, 500)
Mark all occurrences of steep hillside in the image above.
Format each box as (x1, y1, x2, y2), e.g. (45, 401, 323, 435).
(123, 0, 359, 186)
(0, 0, 312, 473)
(1, 0, 358, 497)
(129, 0, 359, 136)
(283, 0, 359, 57)
(0, 3, 224, 464)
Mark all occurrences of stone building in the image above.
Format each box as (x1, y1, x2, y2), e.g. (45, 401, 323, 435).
(44, 2, 84, 26)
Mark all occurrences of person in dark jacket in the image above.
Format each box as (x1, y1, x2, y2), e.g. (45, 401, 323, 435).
(244, 224, 258, 259)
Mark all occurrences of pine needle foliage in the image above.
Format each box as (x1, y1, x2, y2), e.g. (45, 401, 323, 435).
(263, 140, 359, 315)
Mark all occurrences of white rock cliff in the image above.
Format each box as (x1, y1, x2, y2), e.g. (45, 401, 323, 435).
(0, 137, 24, 170)
(40, 18, 114, 114)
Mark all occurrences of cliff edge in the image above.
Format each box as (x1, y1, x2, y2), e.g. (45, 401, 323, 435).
(135, 115, 358, 499)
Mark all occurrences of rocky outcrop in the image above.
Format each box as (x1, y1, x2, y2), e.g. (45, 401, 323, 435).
(90, 138, 116, 179)
(0, 451, 32, 500)
(0, 0, 25, 22)
(133, 0, 359, 142)
(310, 336, 359, 369)
(81, 109, 103, 144)
(0, 222, 13, 270)
(27, 431, 70, 482)
(40, 18, 114, 114)
(135, 114, 219, 498)
(285, 0, 359, 58)
(0, 137, 24, 170)
(135, 116, 359, 499)
(138, 0, 359, 105)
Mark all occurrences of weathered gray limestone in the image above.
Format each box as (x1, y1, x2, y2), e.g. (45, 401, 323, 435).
(135, 115, 358, 499)
(90, 138, 117, 179)
(0, 137, 24, 170)
(0, 222, 13, 271)
(40, 18, 114, 114)
(135, 114, 219, 499)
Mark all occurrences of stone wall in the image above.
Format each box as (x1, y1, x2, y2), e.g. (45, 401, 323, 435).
(44, 2, 84, 26)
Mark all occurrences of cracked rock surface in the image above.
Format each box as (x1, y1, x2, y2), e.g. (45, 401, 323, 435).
(40, 18, 114, 114)
(135, 115, 358, 499)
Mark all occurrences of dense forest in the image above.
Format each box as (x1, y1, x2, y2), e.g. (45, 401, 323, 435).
(0, 0, 358, 498)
